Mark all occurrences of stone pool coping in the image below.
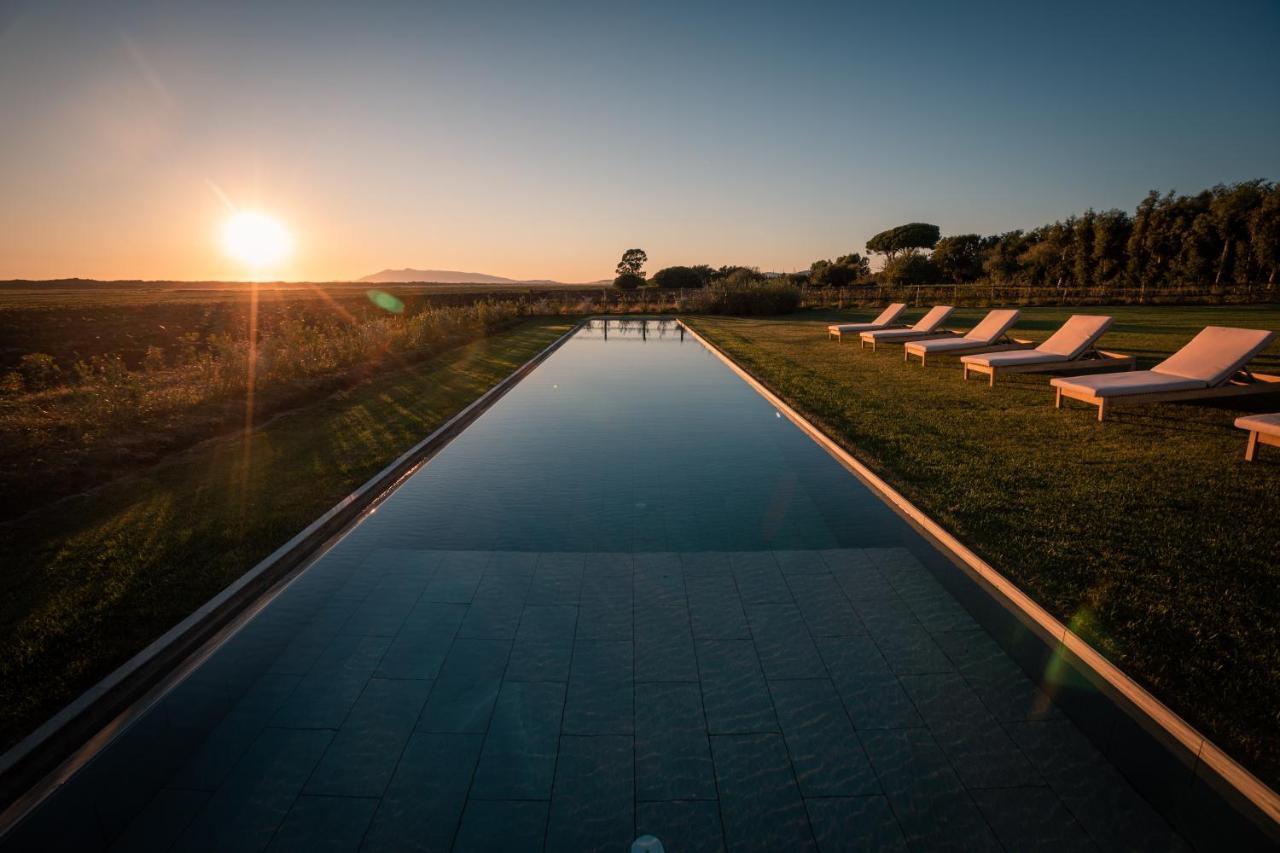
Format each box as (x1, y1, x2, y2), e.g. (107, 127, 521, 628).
(0, 319, 589, 832)
(678, 317, 1279, 840)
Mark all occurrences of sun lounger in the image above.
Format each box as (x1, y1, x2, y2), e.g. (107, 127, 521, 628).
(960, 315, 1135, 385)
(902, 309, 1025, 365)
(827, 303, 907, 341)
(858, 306, 955, 351)
(1235, 413, 1280, 461)
(1051, 326, 1279, 421)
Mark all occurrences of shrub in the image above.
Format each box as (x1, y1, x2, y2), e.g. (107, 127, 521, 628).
(685, 278, 801, 315)
(142, 346, 167, 373)
(18, 353, 61, 391)
(613, 272, 644, 290)
(711, 266, 765, 285)
(651, 266, 703, 289)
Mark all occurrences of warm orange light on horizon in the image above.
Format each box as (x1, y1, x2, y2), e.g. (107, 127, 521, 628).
(221, 210, 293, 271)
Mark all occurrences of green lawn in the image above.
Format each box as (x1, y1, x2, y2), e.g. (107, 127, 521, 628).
(689, 304, 1280, 787)
(0, 318, 574, 751)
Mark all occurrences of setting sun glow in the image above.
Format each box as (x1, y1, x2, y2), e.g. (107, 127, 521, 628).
(221, 211, 292, 269)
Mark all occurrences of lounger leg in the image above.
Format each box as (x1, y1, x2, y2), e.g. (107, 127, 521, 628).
(989, 370, 995, 388)
(1054, 388, 1062, 409)
(1097, 399, 1107, 422)
(962, 365, 969, 381)
(903, 349, 909, 363)
(1245, 430, 1259, 462)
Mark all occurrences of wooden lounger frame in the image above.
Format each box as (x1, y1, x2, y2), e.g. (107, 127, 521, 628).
(962, 348, 1137, 386)
(828, 322, 906, 342)
(903, 335, 1034, 366)
(1054, 370, 1280, 422)
(859, 328, 958, 352)
(1241, 423, 1280, 462)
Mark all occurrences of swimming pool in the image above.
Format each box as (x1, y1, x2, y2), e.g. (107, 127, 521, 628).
(2, 319, 1191, 851)
(326, 317, 906, 554)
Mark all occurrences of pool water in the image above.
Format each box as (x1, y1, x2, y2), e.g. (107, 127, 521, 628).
(1, 319, 1194, 852)
(340, 318, 902, 553)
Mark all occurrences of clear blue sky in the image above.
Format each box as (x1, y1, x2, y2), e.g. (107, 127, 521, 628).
(1, 0, 1277, 280)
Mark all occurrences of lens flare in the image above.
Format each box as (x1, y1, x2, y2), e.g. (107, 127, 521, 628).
(366, 289, 405, 314)
(222, 211, 292, 268)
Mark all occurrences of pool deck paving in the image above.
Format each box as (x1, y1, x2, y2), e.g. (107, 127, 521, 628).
(4, 548, 1190, 852)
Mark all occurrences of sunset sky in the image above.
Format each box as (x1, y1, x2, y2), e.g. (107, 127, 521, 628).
(1, 0, 1278, 283)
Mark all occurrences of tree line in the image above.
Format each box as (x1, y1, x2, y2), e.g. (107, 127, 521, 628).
(925, 180, 1279, 293)
(613, 249, 781, 291)
(614, 180, 1280, 294)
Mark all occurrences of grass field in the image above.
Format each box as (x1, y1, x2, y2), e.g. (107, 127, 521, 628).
(689, 304, 1280, 787)
(0, 318, 574, 752)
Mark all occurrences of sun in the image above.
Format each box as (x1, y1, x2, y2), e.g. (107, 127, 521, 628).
(222, 210, 293, 269)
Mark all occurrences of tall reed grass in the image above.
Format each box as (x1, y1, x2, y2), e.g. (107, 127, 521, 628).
(0, 300, 525, 517)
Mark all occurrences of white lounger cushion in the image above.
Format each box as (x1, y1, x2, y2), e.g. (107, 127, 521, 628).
(827, 303, 907, 333)
(910, 305, 954, 332)
(905, 309, 1019, 354)
(1050, 371, 1206, 398)
(861, 305, 954, 340)
(963, 309, 1020, 343)
(863, 327, 944, 342)
(908, 337, 993, 354)
(962, 350, 1063, 367)
(871, 302, 908, 327)
(1235, 412, 1280, 434)
(1150, 326, 1276, 385)
(1037, 315, 1114, 358)
(960, 314, 1115, 368)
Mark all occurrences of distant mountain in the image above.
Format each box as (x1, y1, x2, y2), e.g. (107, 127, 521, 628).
(361, 268, 517, 284)
(360, 268, 582, 285)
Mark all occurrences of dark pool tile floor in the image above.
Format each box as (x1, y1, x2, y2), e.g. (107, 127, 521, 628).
(4, 549, 1190, 852)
